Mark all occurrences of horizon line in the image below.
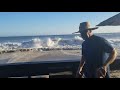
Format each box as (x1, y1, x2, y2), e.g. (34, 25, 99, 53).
(0, 32, 120, 37)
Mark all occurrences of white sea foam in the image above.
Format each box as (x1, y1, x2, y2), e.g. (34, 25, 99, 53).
(0, 35, 119, 51)
(107, 38, 120, 49)
(21, 38, 43, 48)
(74, 35, 83, 40)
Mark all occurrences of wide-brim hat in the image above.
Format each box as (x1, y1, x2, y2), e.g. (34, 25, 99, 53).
(73, 22, 99, 34)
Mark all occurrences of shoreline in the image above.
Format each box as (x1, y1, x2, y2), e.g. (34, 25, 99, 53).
(0, 50, 81, 64)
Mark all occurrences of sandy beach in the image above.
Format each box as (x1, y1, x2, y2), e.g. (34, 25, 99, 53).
(0, 50, 81, 63)
(0, 49, 120, 78)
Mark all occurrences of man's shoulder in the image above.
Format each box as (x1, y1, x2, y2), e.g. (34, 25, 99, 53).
(94, 35, 111, 46)
(93, 35, 106, 41)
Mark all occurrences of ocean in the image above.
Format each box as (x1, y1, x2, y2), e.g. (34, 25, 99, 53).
(0, 33, 120, 51)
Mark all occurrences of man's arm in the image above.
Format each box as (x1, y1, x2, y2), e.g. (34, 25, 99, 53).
(76, 55, 85, 77)
(78, 55, 85, 72)
(103, 48, 117, 70)
(98, 38, 118, 74)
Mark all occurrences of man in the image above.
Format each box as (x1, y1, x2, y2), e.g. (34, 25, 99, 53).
(74, 22, 117, 78)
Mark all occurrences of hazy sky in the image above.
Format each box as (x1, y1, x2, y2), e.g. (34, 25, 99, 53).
(0, 12, 120, 36)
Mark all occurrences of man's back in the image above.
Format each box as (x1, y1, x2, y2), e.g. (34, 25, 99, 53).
(82, 35, 114, 78)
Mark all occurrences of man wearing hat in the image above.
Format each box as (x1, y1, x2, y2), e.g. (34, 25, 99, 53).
(75, 22, 117, 78)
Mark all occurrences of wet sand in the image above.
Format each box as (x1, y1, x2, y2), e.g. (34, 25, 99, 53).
(0, 50, 81, 63)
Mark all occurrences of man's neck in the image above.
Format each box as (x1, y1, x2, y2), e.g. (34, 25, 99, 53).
(88, 33, 93, 38)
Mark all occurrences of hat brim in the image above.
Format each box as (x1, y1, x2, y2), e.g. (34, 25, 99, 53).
(73, 27, 98, 34)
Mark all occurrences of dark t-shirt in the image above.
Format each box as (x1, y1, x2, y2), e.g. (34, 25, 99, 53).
(82, 35, 114, 78)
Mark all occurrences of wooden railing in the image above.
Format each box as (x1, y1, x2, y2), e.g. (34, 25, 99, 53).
(0, 59, 119, 78)
(0, 59, 80, 78)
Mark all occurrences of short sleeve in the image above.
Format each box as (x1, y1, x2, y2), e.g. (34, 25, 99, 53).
(100, 38, 114, 53)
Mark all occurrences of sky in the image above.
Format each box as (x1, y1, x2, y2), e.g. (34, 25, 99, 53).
(0, 12, 120, 36)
